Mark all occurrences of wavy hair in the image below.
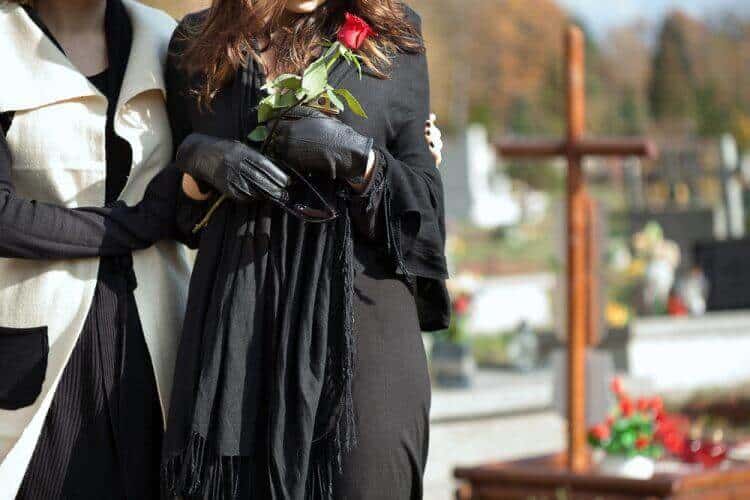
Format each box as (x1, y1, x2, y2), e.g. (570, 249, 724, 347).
(180, 0, 424, 106)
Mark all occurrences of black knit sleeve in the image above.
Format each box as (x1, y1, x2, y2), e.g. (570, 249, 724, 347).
(378, 44, 448, 282)
(0, 119, 197, 259)
(348, 152, 387, 241)
(166, 13, 216, 236)
(375, 9, 451, 330)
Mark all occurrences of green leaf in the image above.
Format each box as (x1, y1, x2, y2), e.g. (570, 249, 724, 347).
(302, 58, 328, 97)
(352, 56, 363, 78)
(257, 101, 274, 123)
(272, 74, 303, 91)
(271, 92, 299, 109)
(323, 41, 339, 60)
(335, 88, 367, 118)
(326, 89, 345, 111)
(248, 125, 269, 142)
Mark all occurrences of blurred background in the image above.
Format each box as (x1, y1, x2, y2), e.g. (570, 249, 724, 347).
(145, 1, 750, 498)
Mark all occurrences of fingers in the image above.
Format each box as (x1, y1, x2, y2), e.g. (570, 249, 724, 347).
(425, 113, 443, 167)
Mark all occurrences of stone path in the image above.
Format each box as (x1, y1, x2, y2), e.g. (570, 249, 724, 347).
(424, 369, 564, 499)
(424, 411, 566, 500)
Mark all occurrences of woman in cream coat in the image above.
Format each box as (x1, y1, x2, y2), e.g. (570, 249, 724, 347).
(0, 0, 202, 498)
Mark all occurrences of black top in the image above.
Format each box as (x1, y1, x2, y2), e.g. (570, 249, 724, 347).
(167, 7, 449, 331)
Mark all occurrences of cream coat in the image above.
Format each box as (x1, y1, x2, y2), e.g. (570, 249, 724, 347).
(0, 2, 190, 497)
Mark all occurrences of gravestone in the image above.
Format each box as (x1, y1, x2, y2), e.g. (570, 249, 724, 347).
(628, 311, 750, 392)
(624, 157, 645, 211)
(441, 125, 523, 228)
(695, 238, 750, 311)
(465, 273, 557, 336)
(645, 145, 704, 208)
(551, 349, 615, 427)
(719, 134, 745, 239)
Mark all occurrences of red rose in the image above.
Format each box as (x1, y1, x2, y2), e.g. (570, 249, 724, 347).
(338, 13, 375, 50)
(590, 423, 610, 441)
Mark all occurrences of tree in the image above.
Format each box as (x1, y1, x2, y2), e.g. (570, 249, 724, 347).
(648, 12, 700, 126)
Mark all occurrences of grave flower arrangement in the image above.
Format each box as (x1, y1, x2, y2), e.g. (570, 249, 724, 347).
(588, 377, 687, 460)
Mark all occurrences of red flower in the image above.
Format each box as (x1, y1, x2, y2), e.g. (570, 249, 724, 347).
(667, 294, 689, 316)
(620, 396, 634, 416)
(649, 397, 664, 415)
(453, 295, 471, 315)
(664, 433, 686, 456)
(610, 377, 625, 398)
(590, 423, 610, 441)
(635, 436, 651, 450)
(636, 397, 650, 413)
(338, 13, 375, 50)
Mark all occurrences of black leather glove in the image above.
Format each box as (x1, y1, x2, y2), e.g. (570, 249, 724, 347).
(270, 106, 373, 183)
(175, 133, 291, 204)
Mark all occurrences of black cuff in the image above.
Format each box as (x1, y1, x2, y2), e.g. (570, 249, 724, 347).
(350, 150, 386, 200)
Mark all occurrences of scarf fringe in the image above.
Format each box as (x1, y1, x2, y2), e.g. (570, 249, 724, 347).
(306, 206, 359, 499)
(162, 431, 242, 500)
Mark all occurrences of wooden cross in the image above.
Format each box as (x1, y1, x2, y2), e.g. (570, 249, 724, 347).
(495, 26, 657, 472)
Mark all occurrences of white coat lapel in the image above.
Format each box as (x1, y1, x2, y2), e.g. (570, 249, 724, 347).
(0, 3, 100, 113)
(117, 0, 169, 108)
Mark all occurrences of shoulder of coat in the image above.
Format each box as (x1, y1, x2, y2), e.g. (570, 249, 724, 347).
(168, 8, 209, 54)
(124, 0, 178, 42)
(400, 3, 423, 33)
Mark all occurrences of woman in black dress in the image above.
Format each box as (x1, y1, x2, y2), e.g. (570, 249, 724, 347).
(162, 1, 450, 499)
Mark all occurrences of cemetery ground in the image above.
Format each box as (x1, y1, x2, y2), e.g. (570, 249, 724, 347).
(425, 365, 750, 500)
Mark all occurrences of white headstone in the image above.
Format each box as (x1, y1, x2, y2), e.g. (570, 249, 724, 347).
(720, 134, 744, 239)
(442, 125, 524, 229)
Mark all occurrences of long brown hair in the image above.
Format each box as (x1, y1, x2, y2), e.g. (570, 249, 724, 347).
(181, 0, 424, 106)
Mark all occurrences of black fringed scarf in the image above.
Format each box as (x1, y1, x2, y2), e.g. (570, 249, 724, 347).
(162, 58, 357, 500)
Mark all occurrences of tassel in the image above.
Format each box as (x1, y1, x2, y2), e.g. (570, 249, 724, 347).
(162, 431, 242, 500)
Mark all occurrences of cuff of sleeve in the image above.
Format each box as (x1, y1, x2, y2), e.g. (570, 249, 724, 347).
(351, 150, 386, 200)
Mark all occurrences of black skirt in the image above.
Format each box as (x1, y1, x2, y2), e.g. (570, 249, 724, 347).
(332, 249, 431, 500)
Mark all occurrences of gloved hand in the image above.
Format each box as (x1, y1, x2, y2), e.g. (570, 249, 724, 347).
(175, 133, 291, 204)
(270, 106, 373, 183)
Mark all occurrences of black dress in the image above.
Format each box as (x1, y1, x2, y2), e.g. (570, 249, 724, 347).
(163, 6, 447, 499)
(10, 5, 162, 499)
